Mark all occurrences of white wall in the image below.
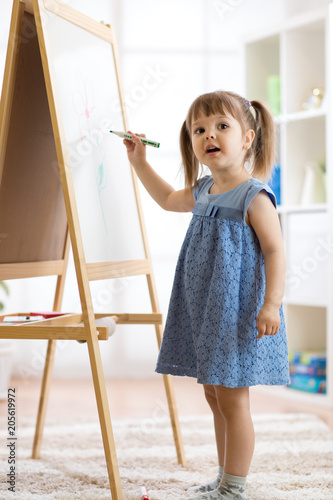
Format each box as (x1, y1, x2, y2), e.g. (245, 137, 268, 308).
(0, 0, 330, 380)
(284, 0, 332, 17)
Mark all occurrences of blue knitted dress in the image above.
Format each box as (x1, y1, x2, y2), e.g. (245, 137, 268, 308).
(155, 176, 290, 387)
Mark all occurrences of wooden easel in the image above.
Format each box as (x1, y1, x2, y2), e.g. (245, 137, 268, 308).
(0, 1, 186, 498)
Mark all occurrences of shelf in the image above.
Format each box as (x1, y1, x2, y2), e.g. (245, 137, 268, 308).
(274, 106, 327, 124)
(283, 8, 326, 33)
(285, 213, 329, 306)
(285, 117, 326, 206)
(245, 5, 332, 407)
(245, 34, 280, 112)
(284, 19, 325, 114)
(285, 106, 327, 122)
(285, 304, 326, 351)
(252, 385, 331, 408)
(277, 203, 327, 214)
(284, 297, 327, 308)
(243, 8, 327, 45)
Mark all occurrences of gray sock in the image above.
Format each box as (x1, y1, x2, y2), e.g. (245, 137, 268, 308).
(187, 466, 224, 493)
(188, 472, 247, 500)
(218, 472, 247, 499)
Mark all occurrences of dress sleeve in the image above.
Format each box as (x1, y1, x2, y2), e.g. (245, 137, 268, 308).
(192, 175, 213, 201)
(242, 181, 276, 221)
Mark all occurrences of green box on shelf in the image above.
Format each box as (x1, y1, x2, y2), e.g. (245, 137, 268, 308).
(267, 75, 280, 116)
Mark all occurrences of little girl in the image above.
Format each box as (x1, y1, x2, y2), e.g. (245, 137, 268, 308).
(123, 90, 290, 500)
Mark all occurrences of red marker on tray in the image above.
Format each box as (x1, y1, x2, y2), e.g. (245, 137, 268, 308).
(141, 486, 149, 500)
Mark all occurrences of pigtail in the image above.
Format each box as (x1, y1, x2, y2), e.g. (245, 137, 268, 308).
(249, 100, 276, 182)
(180, 120, 199, 189)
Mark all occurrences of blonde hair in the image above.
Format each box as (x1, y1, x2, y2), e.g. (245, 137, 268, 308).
(180, 90, 276, 189)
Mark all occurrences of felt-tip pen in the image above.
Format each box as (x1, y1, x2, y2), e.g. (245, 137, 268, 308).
(110, 130, 160, 148)
(140, 486, 149, 500)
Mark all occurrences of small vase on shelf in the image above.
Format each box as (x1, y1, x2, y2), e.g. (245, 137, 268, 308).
(300, 161, 326, 205)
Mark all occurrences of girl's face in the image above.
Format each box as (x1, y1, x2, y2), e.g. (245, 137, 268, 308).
(190, 111, 254, 173)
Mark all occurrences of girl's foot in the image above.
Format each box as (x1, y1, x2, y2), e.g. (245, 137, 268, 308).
(187, 466, 224, 494)
(188, 472, 247, 500)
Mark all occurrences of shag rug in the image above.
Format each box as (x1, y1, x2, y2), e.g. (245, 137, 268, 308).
(0, 413, 332, 499)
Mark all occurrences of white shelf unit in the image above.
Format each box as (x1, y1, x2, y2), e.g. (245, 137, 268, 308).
(244, 7, 333, 407)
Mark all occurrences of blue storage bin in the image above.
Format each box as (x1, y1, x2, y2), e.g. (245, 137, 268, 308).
(288, 351, 326, 393)
(289, 374, 326, 394)
(268, 164, 281, 205)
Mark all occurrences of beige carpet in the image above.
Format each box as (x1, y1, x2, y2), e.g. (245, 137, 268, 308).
(0, 413, 332, 499)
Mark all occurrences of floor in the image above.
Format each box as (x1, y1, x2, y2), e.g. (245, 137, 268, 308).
(1, 376, 332, 431)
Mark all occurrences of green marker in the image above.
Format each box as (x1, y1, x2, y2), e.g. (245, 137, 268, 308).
(110, 130, 160, 148)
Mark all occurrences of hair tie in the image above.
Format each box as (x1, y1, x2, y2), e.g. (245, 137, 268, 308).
(247, 100, 252, 108)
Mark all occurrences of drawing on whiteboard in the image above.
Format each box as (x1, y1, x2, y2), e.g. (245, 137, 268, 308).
(72, 72, 95, 151)
(95, 156, 108, 234)
(73, 73, 108, 235)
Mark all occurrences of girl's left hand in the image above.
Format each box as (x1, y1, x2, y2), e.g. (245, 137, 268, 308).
(256, 303, 281, 339)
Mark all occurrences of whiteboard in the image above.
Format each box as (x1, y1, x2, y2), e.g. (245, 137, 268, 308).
(45, 15, 146, 264)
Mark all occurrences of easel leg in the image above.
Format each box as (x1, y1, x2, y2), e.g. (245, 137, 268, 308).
(161, 373, 187, 466)
(32, 339, 56, 458)
(32, 231, 70, 459)
(87, 336, 123, 500)
(155, 325, 187, 466)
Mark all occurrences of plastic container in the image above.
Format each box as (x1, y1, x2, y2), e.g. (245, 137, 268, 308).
(288, 351, 326, 394)
(289, 374, 326, 394)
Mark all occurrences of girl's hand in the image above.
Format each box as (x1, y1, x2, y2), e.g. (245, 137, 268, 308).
(256, 302, 281, 339)
(121, 131, 195, 212)
(123, 131, 147, 169)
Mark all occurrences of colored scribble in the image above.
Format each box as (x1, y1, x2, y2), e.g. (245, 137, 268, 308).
(72, 72, 108, 234)
(72, 72, 95, 148)
(95, 156, 108, 234)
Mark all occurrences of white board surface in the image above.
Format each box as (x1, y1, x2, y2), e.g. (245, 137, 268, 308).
(44, 13, 146, 263)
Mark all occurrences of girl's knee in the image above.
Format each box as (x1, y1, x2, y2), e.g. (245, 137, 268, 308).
(203, 384, 218, 410)
(215, 386, 250, 416)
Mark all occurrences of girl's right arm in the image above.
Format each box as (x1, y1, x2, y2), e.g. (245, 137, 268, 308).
(123, 132, 195, 213)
